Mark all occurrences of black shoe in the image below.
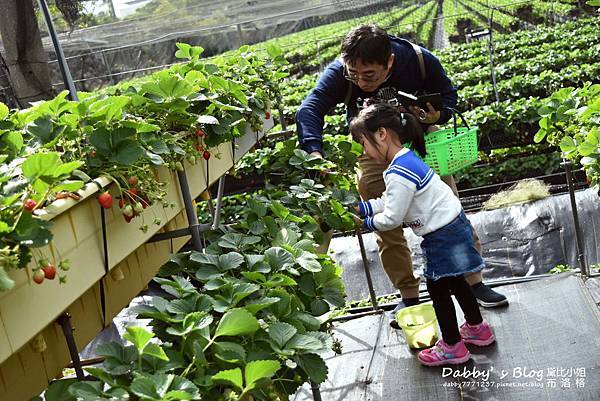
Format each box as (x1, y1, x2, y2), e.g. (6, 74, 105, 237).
(471, 282, 508, 308)
(389, 298, 420, 329)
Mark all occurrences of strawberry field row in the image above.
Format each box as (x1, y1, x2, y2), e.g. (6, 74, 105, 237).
(262, 3, 423, 76)
(437, 17, 598, 70)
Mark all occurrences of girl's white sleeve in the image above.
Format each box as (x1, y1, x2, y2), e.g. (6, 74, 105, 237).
(363, 175, 415, 232)
(358, 196, 385, 216)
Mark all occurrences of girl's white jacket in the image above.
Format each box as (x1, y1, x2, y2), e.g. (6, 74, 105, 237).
(358, 148, 461, 236)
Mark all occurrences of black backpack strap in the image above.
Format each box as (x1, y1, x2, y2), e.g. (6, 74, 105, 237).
(343, 80, 353, 107)
(410, 42, 426, 81)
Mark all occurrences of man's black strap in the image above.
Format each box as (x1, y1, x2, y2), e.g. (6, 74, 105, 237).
(410, 42, 427, 81)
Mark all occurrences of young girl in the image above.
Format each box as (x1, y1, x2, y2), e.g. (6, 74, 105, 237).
(350, 102, 495, 366)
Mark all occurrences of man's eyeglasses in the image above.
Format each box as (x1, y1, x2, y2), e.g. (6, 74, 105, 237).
(343, 66, 381, 83)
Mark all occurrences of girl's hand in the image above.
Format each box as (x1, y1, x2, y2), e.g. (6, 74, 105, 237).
(350, 212, 363, 227)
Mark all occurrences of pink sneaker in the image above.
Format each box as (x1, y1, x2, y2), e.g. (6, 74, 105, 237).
(459, 321, 496, 346)
(417, 339, 471, 366)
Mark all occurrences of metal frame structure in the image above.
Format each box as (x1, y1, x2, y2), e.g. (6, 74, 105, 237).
(38, 0, 78, 101)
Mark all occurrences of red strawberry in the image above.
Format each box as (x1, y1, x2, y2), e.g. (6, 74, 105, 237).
(32, 269, 45, 284)
(24, 199, 37, 212)
(128, 176, 139, 187)
(124, 214, 134, 223)
(118, 198, 126, 208)
(203, 151, 211, 160)
(196, 143, 204, 152)
(89, 150, 97, 157)
(98, 192, 113, 209)
(42, 263, 56, 280)
(196, 129, 205, 137)
(127, 188, 139, 197)
(265, 111, 271, 120)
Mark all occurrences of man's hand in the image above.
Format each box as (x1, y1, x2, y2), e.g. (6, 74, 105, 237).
(408, 102, 440, 125)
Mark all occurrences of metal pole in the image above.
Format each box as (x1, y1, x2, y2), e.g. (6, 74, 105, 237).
(356, 230, 379, 310)
(316, 36, 323, 71)
(310, 381, 323, 401)
(100, 50, 117, 85)
(38, 0, 78, 101)
(176, 170, 204, 251)
(57, 313, 85, 380)
(212, 176, 226, 230)
(331, 309, 383, 323)
(106, 0, 117, 19)
(488, 9, 500, 103)
(236, 23, 245, 48)
(277, 95, 287, 132)
(561, 159, 588, 276)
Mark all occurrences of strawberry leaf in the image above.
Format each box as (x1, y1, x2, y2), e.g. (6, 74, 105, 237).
(214, 308, 259, 338)
(143, 343, 169, 361)
(123, 326, 154, 354)
(212, 368, 243, 390)
(243, 360, 281, 392)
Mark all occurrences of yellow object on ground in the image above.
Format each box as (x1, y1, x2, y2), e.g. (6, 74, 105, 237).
(395, 302, 439, 349)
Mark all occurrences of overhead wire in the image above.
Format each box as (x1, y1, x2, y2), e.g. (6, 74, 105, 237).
(47, 0, 551, 88)
(45, 0, 536, 63)
(44, 0, 386, 62)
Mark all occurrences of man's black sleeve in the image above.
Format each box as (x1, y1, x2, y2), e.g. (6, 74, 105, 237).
(296, 61, 348, 154)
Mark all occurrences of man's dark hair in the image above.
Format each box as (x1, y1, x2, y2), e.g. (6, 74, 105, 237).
(341, 24, 392, 67)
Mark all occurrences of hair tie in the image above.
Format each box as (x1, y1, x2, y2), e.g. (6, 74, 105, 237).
(400, 112, 407, 127)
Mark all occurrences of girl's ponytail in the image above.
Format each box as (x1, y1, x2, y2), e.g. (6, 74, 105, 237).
(402, 112, 427, 158)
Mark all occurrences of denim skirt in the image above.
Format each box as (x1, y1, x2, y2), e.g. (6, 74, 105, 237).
(420, 211, 485, 281)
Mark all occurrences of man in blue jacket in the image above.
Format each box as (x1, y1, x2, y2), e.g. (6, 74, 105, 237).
(296, 24, 507, 317)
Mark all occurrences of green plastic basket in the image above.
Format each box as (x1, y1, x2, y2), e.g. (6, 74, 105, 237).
(422, 110, 479, 176)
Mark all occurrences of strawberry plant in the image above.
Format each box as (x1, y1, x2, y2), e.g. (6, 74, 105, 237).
(0, 41, 287, 290)
(44, 219, 344, 400)
(0, 148, 83, 291)
(534, 82, 600, 188)
(237, 143, 359, 238)
(37, 131, 354, 401)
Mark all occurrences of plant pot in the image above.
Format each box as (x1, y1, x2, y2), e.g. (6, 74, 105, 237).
(0, 211, 190, 401)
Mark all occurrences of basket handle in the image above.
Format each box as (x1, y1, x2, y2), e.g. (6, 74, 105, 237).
(442, 107, 470, 134)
